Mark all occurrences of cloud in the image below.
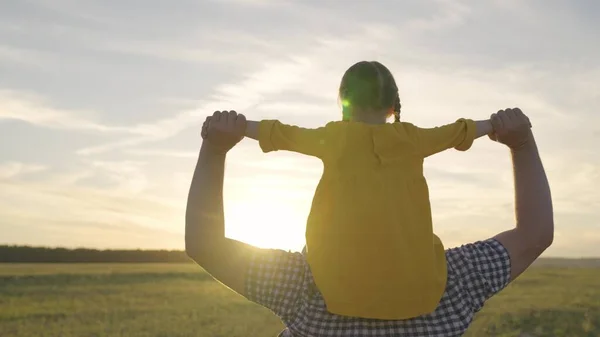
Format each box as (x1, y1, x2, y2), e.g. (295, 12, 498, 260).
(74, 108, 208, 155)
(0, 44, 49, 68)
(90, 160, 149, 194)
(405, 0, 472, 32)
(1, 213, 183, 250)
(90, 30, 284, 66)
(0, 90, 130, 133)
(0, 90, 224, 153)
(50, 169, 95, 186)
(0, 177, 183, 243)
(73, 24, 405, 156)
(208, 0, 283, 5)
(0, 162, 46, 179)
(74, 55, 315, 156)
(549, 162, 600, 215)
(124, 149, 199, 159)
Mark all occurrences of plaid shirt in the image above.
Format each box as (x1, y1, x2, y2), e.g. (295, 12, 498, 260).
(245, 239, 511, 337)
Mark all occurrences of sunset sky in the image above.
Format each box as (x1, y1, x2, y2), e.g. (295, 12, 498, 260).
(1, 0, 598, 257)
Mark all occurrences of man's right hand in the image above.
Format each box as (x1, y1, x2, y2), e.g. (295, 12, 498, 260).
(488, 108, 532, 150)
(202, 110, 246, 155)
(490, 107, 553, 284)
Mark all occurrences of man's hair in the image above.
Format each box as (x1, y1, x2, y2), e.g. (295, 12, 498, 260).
(339, 61, 401, 122)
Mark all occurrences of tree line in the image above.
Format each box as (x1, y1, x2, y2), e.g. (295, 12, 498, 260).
(0, 245, 190, 263)
(2, 245, 596, 266)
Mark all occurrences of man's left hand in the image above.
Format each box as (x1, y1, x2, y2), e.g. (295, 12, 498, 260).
(202, 110, 246, 154)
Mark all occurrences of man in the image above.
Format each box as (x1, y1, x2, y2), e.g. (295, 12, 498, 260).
(185, 108, 553, 336)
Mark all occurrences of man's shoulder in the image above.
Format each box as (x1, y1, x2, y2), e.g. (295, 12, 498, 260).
(246, 248, 308, 287)
(244, 248, 308, 316)
(444, 239, 511, 293)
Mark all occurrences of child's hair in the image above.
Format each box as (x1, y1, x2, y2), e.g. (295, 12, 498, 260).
(339, 61, 401, 122)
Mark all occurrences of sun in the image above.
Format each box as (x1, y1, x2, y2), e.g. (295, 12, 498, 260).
(225, 200, 307, 252)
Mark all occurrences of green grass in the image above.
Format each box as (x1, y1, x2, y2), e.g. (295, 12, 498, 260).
(1, 263, 599, 337)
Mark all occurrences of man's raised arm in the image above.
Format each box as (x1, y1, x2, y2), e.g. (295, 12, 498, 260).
(185, 110, 259, 295)
(491, 108, 554, 282)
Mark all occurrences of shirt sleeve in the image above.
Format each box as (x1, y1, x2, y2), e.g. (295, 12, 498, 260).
(403, 119, 477, 158)
(244, 248, 307, 320)
(259, 120, 327, 158)
(445, 238, 511, 313)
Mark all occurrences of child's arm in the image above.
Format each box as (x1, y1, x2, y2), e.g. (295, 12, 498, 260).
(245, 119, 326, 158)
(475, 119, 493, 138)
(407, 118, 492, 158)
(245, 120, 260, 140)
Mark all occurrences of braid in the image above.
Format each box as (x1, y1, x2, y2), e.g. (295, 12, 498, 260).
(394, 94, 401, 123)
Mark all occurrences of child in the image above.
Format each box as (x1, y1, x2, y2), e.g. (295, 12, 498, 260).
(212, 61, 493, 320)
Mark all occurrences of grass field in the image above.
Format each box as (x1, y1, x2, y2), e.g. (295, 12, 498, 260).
(2, 263, 599, 337)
